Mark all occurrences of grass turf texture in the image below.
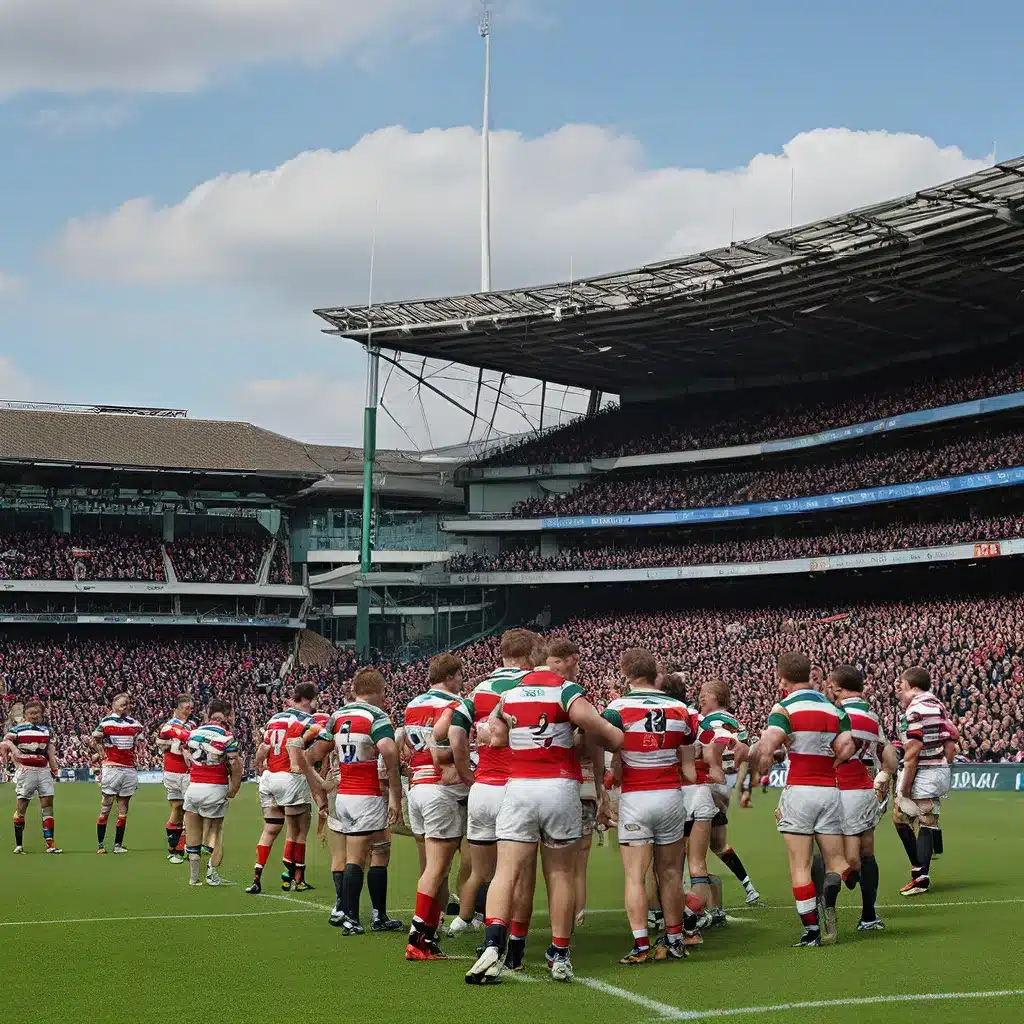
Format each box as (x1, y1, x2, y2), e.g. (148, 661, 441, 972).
(2, 785, 1021, 1024)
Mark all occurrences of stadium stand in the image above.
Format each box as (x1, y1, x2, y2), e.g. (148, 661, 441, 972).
(478, 349, 1024, 466)
(509, 422, 1024, 518)
(0, 531, 165, 581)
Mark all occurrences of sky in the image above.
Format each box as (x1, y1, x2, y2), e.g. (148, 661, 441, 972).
(0, 0, 1020, 450)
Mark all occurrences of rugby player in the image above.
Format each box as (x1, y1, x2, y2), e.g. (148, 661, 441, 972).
(439, 629, 537, 938)
(246, 683, 326, 894)
(306, 668, 403, 934)
(90, 694, 147, 855)
(3, 700, 61, 854)
(699, 680, 760, 912)
(602, 649, 695, 963)
(182, 700, 242, 886)
(403, 653, 470, 960)
(893, 667, 954, 897)
(574, 743, 598, 928)
(750, 652, 855, 947)
(465, 638, 622, 985)
(156, 694, 195, 863)
(825, 664, 898, 930)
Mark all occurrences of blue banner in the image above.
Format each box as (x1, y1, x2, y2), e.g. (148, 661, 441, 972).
(539, 467, 1024, 531)
(761, 391, 1024, 454)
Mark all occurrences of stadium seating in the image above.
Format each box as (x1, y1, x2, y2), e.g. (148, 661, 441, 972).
(482, 351, 1024, 466)
(448, 512, 1024, 573)
(510, 423, 1024, 518)
(0, 531, 165, 582)
(167, 535, 271, 584)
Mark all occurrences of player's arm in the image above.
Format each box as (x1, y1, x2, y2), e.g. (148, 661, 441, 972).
(254, 742, 269, 774)
(306, 733, 334, 769)
(226, 747, 243, 799)
(732, 739, 750, 768)
(569, 695, 623, 752)
(702, 738, 727, 785)
(750, 721, 788, 777)
(487, 702, 510, 748)
(832, 729, 855, 766)
(448, 701, 477, 788)
(289, 732, 327, 805)
(901, 738, 922, 797)
(377, 735, 403, 826)
(679, 742, 698, 785)
(88, 726, 105, 767)
(46, 740, 59, 776)
(432, 706, 454, 745)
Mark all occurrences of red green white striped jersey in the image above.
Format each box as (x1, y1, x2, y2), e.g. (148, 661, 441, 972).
(262, 709, 322, 774)
(92, 715, 144, 768)
(498, 668, 585, 781)
(186, 722, 238, 785)
(766, 689, 851, 787)
(158, 716, 195, 774)
(5, 722, 53, 768)
(696, 709, 748, 782)
(323, 702, 395, 796)
(450, 667, 528, 786)
(403, 689, 462, 786)
(903, 692, 953, 766)
(602, 690, 692, 793)
(836, 698, 886, 791)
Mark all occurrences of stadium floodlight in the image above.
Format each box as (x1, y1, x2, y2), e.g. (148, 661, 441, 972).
(479, 3, 492, 293)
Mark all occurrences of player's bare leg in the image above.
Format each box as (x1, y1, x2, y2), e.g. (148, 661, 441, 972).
(468, 839, 537, 983)
(39, 794, 60, 853)
(327, 827, 347, 919)
(112, 796, 131, 853)
(202, 818, 225, 885)
(288, 808, 314, 890)
(246, 812, 283, 894)
(652, 839, 687, 959)
(96, 794, 115, 854)
(184, 810, 205, 885)
(12, 797, 29, 853)
(280, 808, 307, 890)
(407, 836, 460, 959)
(453, 841, 496, 934)
(539, 840, 579, 980)
(687, 820, 713, 931)
(165, 798, 185, 863)
(711, 824, 759, 906)
(619, 841, 656, 961)
(574, 832, 593, 927)
(503, 848, 537, 971)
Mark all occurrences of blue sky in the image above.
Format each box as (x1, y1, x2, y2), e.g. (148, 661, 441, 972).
(0, 0, 1019, 447)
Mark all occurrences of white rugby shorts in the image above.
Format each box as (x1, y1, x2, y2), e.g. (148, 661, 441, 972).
(101, 765, 138, 798)
(495, 777, 582, 848)
(332, 793, 388, 836)
(902, 764, 951, 802)
(258, 771, 312, 814)
(776, 785, 843, 836)
(467, 782, 505, 843)
(617, 788, 687, 846)
(681, 784, 717, 822)
(15, 766, 54, 801)
(408, 784, 467, 841)
(183, 782, 229, 819)
(163, 771, 189, 802)
(840, 788, 881, 836)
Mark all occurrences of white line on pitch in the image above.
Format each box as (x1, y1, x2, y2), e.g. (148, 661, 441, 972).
(756, 897, 1024, 911)
(0, 909, 313, 928)
(677, 989, 1024, 1019)
(575, 977, 691, 1020)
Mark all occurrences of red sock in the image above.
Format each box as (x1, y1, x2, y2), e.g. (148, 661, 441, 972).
(551, 935, 570, 950)
(115, 815, 127, 828)
(484, 916, 508, 928)
(414, 890, 435, 925)
(293, 842, 306, 882)
(510, 918, 531, 939)
(283, 839, 295, 865)
(255, 844, 271, 869)
(176, 832, 186, 853)
(793, 883, 818, 927)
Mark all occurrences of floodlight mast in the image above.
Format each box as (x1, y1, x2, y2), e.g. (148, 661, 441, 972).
(480, 5, 492, 292)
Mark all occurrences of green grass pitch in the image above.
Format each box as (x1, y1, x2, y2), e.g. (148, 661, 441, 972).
(2, 784, 1021, 1024)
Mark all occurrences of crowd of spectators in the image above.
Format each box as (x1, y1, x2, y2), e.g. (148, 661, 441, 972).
(0, 531, 165, 582)
(483, 350, 1024, 465)
(510, 424, 1024, 518)
(448, 511, 1024, 573)
(4, 586, 1022, 766)
(165, 535, 270, 583)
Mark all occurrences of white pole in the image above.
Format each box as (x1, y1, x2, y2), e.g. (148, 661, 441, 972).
(479, 6, 492, 292)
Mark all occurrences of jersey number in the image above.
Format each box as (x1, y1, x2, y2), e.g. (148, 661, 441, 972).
(268, 727, 287, 756)
(643, 709, 667, 734)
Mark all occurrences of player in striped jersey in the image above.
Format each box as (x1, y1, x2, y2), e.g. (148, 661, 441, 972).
(155, 694, 195, 863)
(699, 680, 760, 913)
(306, 669, 403, 934)
(893, 667, 955, 896)
(3, 700, 61, 854)
(438, 629, 537, 938)
(90, 694, 147, 855)
(465, 638, 623, 985)
(403, 653, 468, 960)
(751, 652, 856, 947)
(602, 649, 694, 963)
(826, 665, 898, 930)
(183, 700, 242, 886)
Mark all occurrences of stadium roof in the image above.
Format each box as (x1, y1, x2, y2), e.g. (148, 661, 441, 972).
(315, 158, 1024, 394)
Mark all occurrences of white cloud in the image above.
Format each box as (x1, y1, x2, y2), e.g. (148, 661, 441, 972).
(55, 125, 989, 448)
(0, 0, 474, 95)
(31, 101, 133, 138)
(0, 356, 47, 402)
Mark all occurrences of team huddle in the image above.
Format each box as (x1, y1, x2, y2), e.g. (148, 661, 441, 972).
(1, 628, 959, 982)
